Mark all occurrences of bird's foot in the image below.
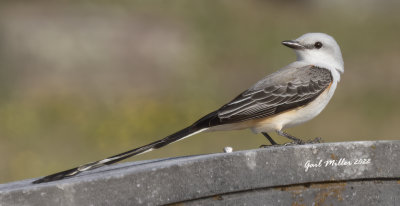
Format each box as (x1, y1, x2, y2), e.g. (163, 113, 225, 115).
(284, 137, 323, 146)
(259, 144, 281, 148)
(260, 137, 323, 148)
(283, 140, 304, 146)
(305, 137, 323, 144)
(260, 140, 303, 147)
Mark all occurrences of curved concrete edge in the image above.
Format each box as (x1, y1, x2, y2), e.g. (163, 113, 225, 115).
(183, 180, 400, 205)
(0, 140, 399, 206)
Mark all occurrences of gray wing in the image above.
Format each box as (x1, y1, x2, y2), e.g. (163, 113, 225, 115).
(216, 65, 333, 123)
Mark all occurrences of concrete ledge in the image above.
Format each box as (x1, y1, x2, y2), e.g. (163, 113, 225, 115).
(0, 141, 399, 205)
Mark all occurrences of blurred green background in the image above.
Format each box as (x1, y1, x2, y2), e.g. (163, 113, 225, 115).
(0, 0, 399, 183)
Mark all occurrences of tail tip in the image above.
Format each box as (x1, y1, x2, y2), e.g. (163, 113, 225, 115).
(32, 167, 80, 184)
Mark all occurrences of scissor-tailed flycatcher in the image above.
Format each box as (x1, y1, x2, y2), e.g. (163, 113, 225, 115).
(33, 32, 344, 184)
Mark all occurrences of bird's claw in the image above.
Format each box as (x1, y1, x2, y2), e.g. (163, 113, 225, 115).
(283, 140, 304, 146)
(306, 137, 323, 144)
(284, 137, 323, 146)
(259, 144, 283, 148)
(260, 137, 323, 148)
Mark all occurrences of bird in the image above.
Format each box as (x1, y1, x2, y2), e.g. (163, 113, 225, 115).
(33, 32, 344, 184)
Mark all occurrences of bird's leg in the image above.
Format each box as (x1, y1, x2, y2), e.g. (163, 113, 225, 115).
(276, 130, 304, 145)
(262, 132, 278, 145)
(259, 132, 279, 148)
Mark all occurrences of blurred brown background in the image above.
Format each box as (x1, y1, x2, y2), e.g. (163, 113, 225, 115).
(0, 1, 399, 183)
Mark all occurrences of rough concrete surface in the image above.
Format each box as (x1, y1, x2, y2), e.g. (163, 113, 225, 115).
(0, 141, 399, 206)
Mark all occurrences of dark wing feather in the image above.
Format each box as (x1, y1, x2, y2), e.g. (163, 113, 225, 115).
(216, 66, 333, 124)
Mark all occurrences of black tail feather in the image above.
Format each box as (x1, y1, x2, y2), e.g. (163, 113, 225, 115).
(32, 125, 205, 184)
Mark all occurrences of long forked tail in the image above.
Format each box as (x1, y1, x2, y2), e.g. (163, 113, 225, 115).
(32, 125, 208, 184)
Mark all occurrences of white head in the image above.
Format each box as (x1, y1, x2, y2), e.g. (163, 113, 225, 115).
(282, 33, 344, 75)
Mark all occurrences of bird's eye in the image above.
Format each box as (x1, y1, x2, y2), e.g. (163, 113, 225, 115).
(314, 41, 323, 49)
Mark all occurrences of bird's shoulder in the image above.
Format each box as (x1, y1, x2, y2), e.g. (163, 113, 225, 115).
(248, 64, 331, 93)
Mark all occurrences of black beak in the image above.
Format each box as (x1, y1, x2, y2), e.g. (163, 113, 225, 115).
(281, 40, 305, 50)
